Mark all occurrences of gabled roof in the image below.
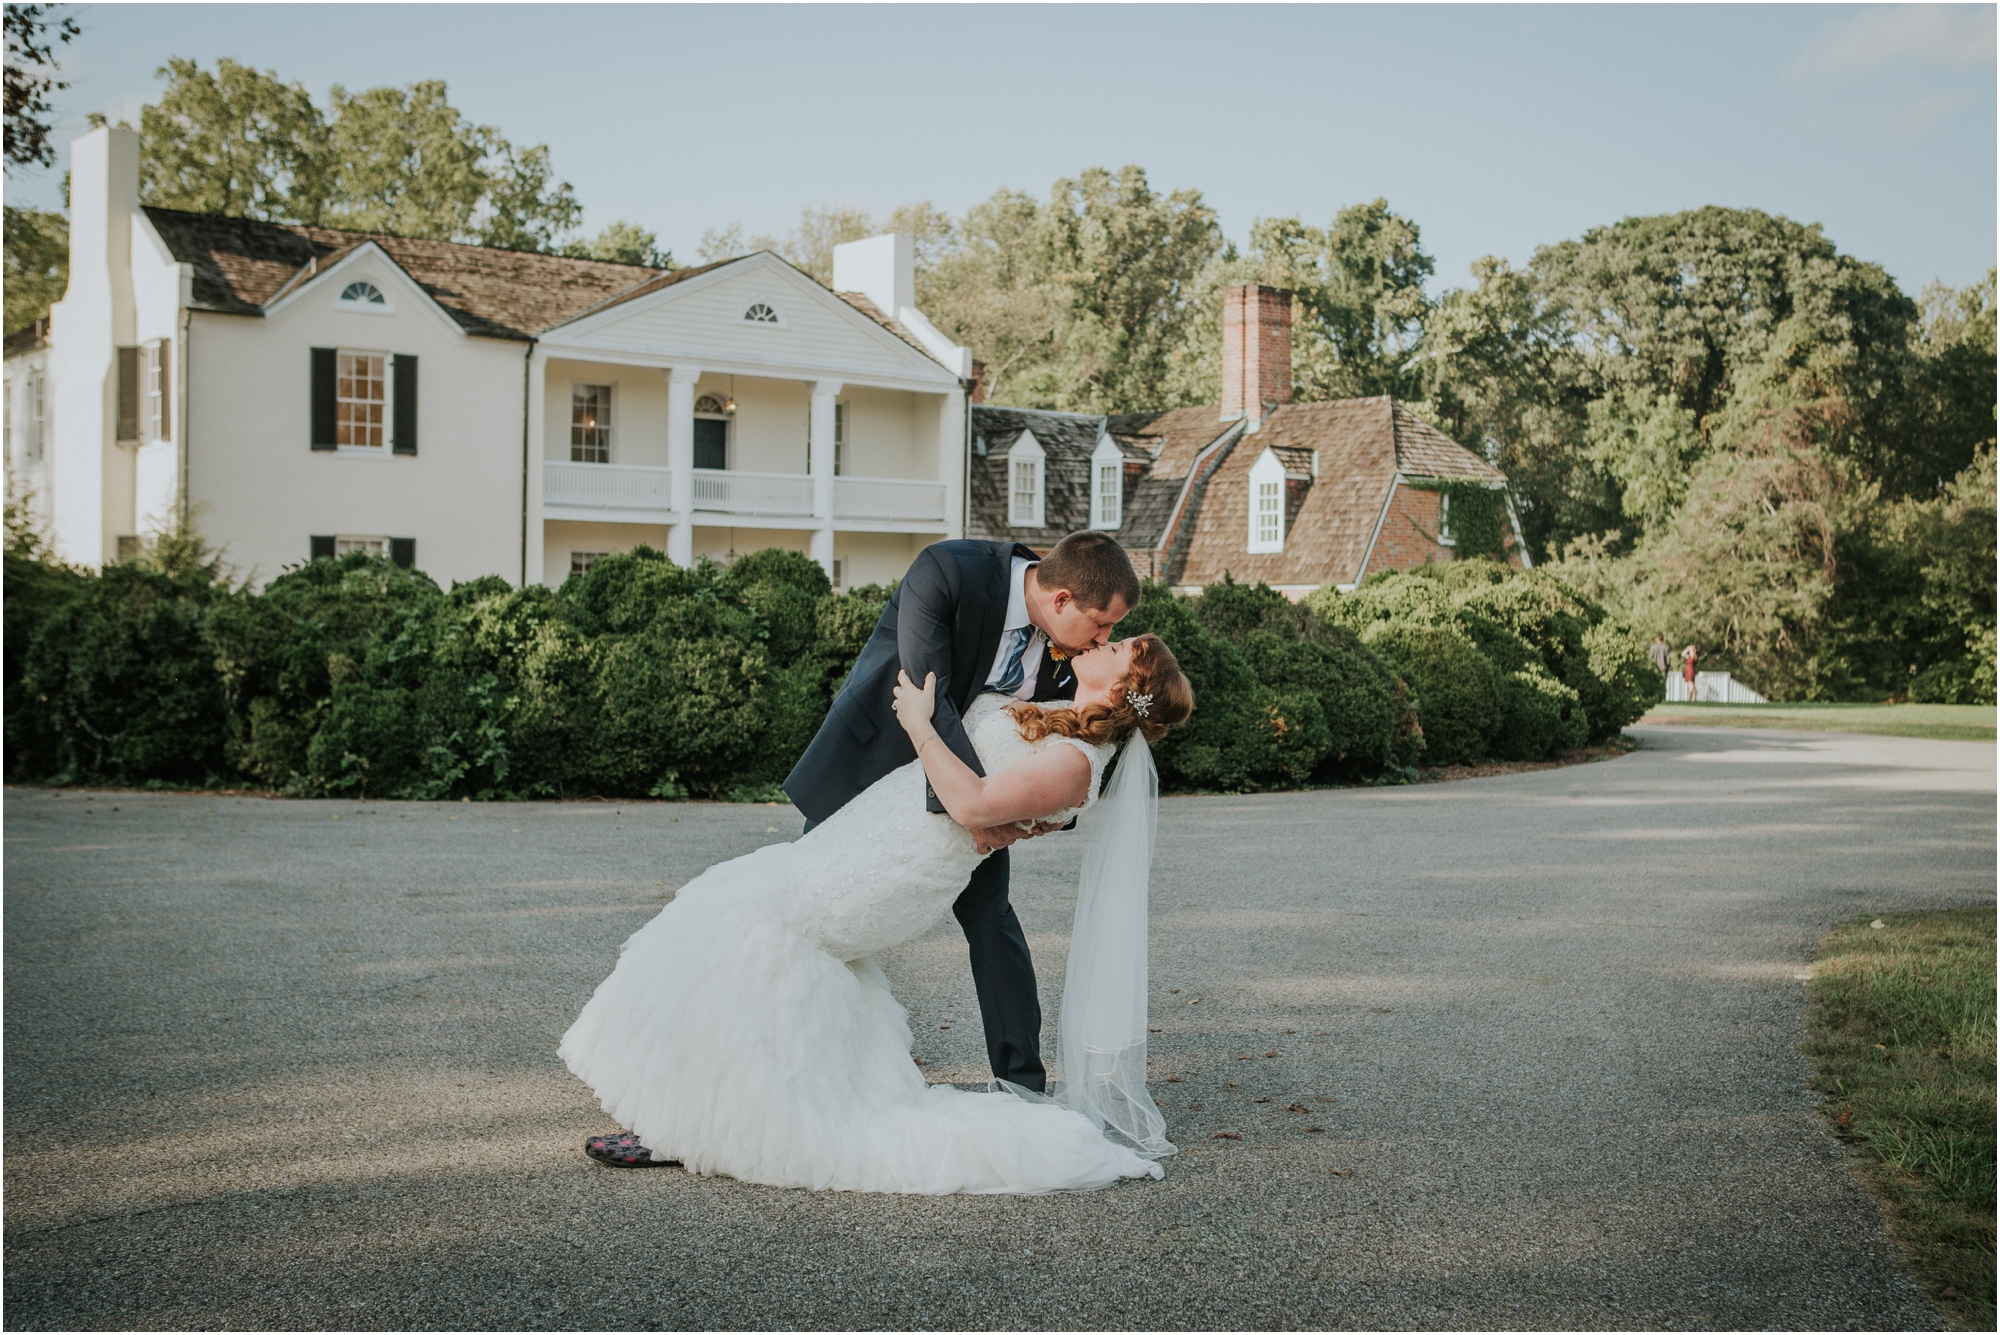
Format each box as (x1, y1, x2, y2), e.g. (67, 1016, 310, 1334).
(967, 406, 1108, 547)
(143, 207, 672, 341)
(1105, 406, 1236, 482)
(837, 292, 962, 370)
(1176, 397, 1503, 589)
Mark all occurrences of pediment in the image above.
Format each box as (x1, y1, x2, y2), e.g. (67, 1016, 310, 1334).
(540, 253, 958, 388)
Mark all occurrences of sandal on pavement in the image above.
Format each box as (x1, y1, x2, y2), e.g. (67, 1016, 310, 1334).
(584, 1131, 679, 1168)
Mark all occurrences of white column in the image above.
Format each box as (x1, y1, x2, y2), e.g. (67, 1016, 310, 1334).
(809, 379, 841, 576)
(666, 365, 700, 566)
(524, 348, 548, 586)
(938, 386, 966, 540)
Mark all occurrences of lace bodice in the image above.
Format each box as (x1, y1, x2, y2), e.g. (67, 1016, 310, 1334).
(781, 694, 1115, 960)
(964, 694, 1115, 828)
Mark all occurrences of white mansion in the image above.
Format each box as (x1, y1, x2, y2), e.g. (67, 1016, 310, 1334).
(5, 126, 975, 590)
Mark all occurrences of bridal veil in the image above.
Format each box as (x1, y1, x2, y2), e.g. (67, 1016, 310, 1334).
(1052, 735, 1176, 1159)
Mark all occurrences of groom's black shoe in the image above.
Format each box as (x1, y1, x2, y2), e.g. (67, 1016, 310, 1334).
(584, 1131, 679, 1168)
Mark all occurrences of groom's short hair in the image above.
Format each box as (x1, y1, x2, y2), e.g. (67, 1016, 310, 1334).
(1034, 531, 1141, 613)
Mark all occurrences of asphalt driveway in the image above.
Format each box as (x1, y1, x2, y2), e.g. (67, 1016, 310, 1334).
(5, 725, 1992, 1330)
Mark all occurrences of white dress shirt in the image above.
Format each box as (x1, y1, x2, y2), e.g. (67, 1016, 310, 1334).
(982, 557, 1044, 701)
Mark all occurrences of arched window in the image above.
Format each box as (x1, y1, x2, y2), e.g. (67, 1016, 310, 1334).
(742, 301, 781, 325)
(339, 281, 386, 306)
(694, 395, 727, 415)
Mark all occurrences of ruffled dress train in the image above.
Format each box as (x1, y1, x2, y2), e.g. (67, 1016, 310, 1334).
(559, 699, 1162, 1194)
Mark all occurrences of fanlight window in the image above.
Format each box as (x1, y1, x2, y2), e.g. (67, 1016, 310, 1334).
(339, 281, 386, 305)
(742, 302, 780, 324)
(694, 395, 727, 415)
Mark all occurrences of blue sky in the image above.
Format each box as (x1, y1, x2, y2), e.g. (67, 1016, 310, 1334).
(14, 3, 1996, 295)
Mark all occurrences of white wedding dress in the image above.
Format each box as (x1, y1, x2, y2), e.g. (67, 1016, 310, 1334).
(559, 695, 1166, 1194)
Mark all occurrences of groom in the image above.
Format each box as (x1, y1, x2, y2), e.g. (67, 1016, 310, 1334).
(785, 530, 1141, 1092)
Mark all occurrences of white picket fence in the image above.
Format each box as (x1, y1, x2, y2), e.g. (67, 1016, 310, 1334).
(1665, 671, 1769, 704)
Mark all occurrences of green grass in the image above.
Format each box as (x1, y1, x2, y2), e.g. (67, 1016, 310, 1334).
(1642, 701, 1996, 742)
(1804, 908, 1996, 1327)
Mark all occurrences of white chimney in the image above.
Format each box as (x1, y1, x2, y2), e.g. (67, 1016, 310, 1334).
(832, 232, 971, 377)
(833, 232, 914, 317)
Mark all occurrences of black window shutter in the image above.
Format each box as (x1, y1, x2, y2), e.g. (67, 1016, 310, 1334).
(390, 537, 415, 569)
(157, 340, 172, 441)
(116, 347, 140, 441)
(392, 354, 417, 455)
(310, 535, 336, 561)
(311, 348, 337, 450)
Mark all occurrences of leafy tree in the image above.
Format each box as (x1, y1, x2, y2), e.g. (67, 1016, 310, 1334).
(920, 187, 1068, 402)
(3, 3, 77, 170)
(139, 58, 328, 222)
(924, 166, 1221, 412)
(129, 59, 582, 252)
(3, 201, 65, 332)
(1164, 200, 1435, 408)
(562, 220, 670, 269)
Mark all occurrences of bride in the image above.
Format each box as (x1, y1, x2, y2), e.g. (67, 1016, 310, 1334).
(559, 632, 1194, 1194)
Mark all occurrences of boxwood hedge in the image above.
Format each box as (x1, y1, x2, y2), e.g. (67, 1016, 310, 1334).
(3, 540, 1656, 798)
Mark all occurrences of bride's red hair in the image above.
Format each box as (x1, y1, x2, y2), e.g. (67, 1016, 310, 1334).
(1006, 633, 1193, 747)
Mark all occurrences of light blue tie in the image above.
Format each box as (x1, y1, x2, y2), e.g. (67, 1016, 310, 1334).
(989, 626, 1033, 697)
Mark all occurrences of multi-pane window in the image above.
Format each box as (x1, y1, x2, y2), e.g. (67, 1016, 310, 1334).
(145, 340, 171, 441)
(1437, 492, 1454, 545)
(571, 384, 612, 463)
(831, 558, 846, 591)
(571, 550, 609, 576)
(1095, 463, 1122, 527)
(337, 351, 388, 448)
(336, 536, 387, 557)
(1011, 459, 1042, 526)
(834, 402, 846, 476)
(1255, 480, 1282, 545)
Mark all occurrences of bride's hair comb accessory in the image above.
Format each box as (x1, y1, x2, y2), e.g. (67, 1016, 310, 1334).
(1126, 691, 1152, 718)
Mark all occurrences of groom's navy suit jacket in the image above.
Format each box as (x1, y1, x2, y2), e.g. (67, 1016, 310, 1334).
(784, 539, 1077, 824)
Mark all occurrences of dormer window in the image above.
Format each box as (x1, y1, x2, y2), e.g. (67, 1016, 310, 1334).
(1247, 447, 1286, 553)
(1007, 428, 1046, 528)
(1090, 432, 1123, 530)
(742, 300, 783, 325)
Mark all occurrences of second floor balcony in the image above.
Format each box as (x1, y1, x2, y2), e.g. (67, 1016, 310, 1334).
(543, 460, 949, 529)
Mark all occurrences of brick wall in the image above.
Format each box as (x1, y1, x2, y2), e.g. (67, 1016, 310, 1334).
(1221, 285, 1293, 426)
(1365, 482, 1529, 577)
(1368, 483, 1450, 575)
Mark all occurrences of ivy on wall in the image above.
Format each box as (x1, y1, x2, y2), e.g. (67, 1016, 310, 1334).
(1410, 480, 1510, 562)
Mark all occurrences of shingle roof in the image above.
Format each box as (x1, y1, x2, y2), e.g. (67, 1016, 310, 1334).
(1176, 397, 1502, 589)
(1105, 406, 1235, 481)
(836, 292, 964, 369)
(1391, 403, 1506, 483)
(967, 406, 1108, 548)
(142, 207, 670, 340)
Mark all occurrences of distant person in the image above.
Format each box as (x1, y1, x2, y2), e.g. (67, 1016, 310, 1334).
(1648, 634, 1672, 685)
(1683, 644, 1699, 697)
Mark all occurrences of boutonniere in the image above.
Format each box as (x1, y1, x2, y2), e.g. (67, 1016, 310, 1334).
(1046, 646, 1070, 663)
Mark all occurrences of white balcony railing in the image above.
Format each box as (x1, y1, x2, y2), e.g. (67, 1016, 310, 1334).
(690, 468, 816, 518)
(544, 462, 946, 526)
(544, 460, 672, 512)
(835, 475, 948, 523)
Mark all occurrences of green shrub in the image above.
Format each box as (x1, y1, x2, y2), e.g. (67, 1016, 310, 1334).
(3, 550, 89, 779)
(1236, 628, 1400, 781)
(21, 558, 236, 785)
(1362, 622, 1502, 766)
(1492, 666, 1589, 761)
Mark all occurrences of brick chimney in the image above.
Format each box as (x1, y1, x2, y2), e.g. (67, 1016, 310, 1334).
(1221, 284, 1292, 430)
